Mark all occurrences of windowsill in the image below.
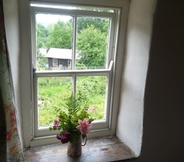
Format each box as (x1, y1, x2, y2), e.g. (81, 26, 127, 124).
(24, 136, 136, 162)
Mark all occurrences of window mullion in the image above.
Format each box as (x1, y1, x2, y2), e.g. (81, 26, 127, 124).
(33, 76, 38, 136)
(30, 8, 37, 68)
(72, 15, 77, 97)
(73, 74, 76, 98)
(108, 17, 115, 64)
(72, 15, 77, 70)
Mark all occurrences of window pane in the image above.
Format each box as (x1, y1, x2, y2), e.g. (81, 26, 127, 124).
(37, 77, 72, 128)
(76, 76, 107, 120)
(36, 14, 73, 71)
(76, 17, 110, 70)
(76, 7, 114, 13)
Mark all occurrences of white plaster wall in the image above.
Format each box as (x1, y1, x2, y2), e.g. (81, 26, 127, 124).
(116, 0, 156, 156)
(18, 0, 33, 148)
(3, 0, 23, 149)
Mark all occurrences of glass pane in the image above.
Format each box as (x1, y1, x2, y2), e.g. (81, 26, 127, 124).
(76, 17, 110, 70)
(76, 76, 107, 120)
(37, 77, 72, 128)
(75, 7, 114, 13)
(36, 14, 73, 71)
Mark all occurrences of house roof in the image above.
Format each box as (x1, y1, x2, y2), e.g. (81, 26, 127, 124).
(45, 48, 79, 59)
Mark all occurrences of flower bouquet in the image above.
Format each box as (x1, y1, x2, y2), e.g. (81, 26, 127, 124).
(49, 94, 94, 157)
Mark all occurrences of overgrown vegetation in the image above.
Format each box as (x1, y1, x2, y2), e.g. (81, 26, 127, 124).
(36, 15, 109, 127)
(38, 76, 106, 126)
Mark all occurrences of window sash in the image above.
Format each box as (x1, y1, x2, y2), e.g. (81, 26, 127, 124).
(35, 61, 113, 77)
(30, 3, 118, 138)
(33, 62, 113, 137)
(31, 6, 116, 69)
(34, 74, 112, 137)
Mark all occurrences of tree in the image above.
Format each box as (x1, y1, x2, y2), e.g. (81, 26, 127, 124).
(37, 18, 109, 68)
(37, 50, 48, 70)
(77, 25, 107, 68)
(77, 17, 109, 34)
(48, 21, 72, 49)
(37, 23, 49, 48)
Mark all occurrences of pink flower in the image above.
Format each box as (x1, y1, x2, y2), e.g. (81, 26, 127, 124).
(53, 119, 59, 128)
(76, 118, 92, 135)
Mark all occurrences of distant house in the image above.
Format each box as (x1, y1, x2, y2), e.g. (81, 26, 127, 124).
(44, 48, 79, 69)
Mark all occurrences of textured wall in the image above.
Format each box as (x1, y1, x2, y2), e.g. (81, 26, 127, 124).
(119, 0, 184, 161)
(116, 0, 156, 156)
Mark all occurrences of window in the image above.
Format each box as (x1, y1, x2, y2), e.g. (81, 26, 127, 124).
(31, 3, 118, 137)
(19, 0, 128, 146)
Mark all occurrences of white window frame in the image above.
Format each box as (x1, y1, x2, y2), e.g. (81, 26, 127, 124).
(19, 0, 129, 147)
(31, 5, 116, 137)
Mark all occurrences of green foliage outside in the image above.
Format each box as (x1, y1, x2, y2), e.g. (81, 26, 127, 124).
(77, 25, 107, 68)
(38, 76, 106, 127)
(37, 23, 49, 48)
(36, 15, 109, 127)
(77, 17, 109, 34)
(48, 21, 72, 49)
(37, 50, 48, 70)
(36, 17, 109, 68)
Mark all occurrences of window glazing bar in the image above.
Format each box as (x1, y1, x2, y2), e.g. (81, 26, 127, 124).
(35, 61, 113, 77)
(31, 6, 115, 19)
